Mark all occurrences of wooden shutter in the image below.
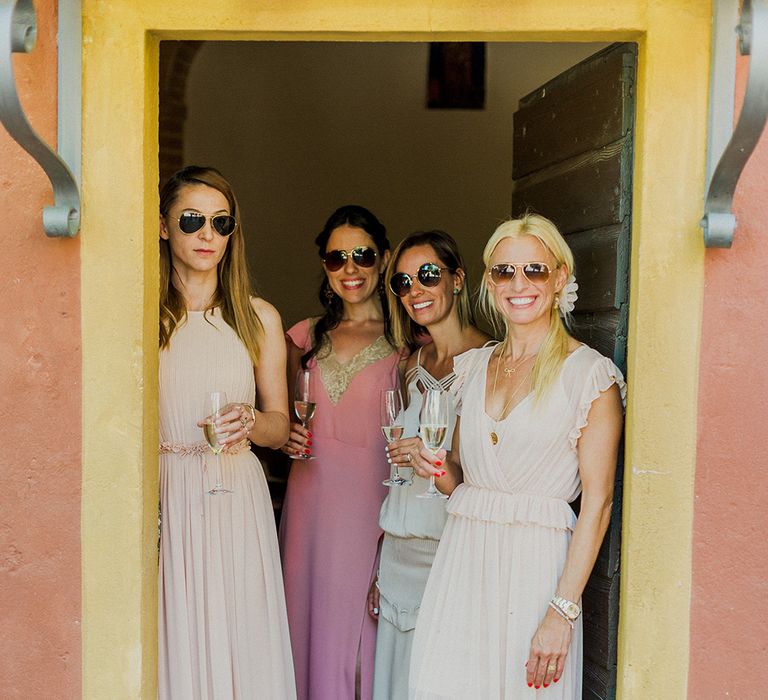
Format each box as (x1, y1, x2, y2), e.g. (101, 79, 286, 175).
(511, 42, 636, 700)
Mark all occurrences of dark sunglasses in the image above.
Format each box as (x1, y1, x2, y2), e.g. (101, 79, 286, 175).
(389, 263, 451, 297)
(323, 246, 378, 272)
(487, 262, 552, 286)
(173, 211, 238, 237)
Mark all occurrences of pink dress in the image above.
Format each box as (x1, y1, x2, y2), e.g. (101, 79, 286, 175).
(280, 318, 401, 700)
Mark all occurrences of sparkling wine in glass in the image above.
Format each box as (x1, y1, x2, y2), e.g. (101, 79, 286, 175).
(417, 389, 449, 499)
(381, 388, 409, 486)
(293, 369, 316, 460)
(203, 391, 232, 494)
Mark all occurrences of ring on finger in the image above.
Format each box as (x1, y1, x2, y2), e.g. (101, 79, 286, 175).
(406, 453, 412, 462)
(547, 663, 557, 673)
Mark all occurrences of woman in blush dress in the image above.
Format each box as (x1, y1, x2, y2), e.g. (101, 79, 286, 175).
(157, 166, 295, 699)
(408, 213, 625, 699)
(366, 230, 489, 700)
(279, 205, 402, 700)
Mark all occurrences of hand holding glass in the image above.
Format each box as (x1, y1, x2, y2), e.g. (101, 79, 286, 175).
(417, 389, 449, 499)
(293, 369, 316, 460)
(381, 388, 410, 486)
(203, 391, 232, 494)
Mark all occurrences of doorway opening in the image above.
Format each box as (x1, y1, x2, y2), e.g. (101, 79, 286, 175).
(158, 39, 632, 700)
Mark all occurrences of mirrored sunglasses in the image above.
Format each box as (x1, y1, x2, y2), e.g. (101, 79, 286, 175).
(487, 262, 552, 286)
(323, 246, 378, 272)
(174, 211, 237, 237)
(389, 263, 450, 297)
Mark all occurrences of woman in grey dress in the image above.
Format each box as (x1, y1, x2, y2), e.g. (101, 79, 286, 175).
(367, 230, 489, 699)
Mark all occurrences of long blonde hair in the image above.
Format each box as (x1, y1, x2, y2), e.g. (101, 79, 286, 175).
(159, 166, 263, 366)
(385, 230, 475, 351)
(478, 213, 575, 400)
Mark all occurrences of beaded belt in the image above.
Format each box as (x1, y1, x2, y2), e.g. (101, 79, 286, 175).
(158, 440, 251, 456)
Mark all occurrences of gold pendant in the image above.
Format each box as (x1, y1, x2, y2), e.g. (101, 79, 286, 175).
(503, 367, 514, 377)
(490, 431, 498, 445)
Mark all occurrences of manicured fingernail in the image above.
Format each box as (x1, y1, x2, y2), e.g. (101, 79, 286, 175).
(435, 460, 443, 466)
(544, 683, 549, 688)
(373, 607, 379, 615)
(535, 685, 540, 689)
(306, 432, 312, 437)
(307, 440, 313, 446)
(554, 678, 559, 683)
(304, 449, 311, 455)
(527, 683, 533, 688)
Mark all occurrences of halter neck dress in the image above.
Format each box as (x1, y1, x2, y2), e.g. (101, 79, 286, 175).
(373, 347, 455, 699)
(408, 343, 625, 699)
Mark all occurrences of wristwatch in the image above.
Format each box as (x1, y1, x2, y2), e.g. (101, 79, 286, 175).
(551, 595, 581, 621)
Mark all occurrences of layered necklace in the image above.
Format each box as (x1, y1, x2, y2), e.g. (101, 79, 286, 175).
(488, 342, 537, 445)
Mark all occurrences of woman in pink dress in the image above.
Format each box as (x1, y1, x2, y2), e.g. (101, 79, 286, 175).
(279, 205, 402, 700)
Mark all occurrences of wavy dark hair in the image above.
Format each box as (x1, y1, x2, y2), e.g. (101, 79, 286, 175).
(385, 229, 476, 352)
(301, 205, 393, 368)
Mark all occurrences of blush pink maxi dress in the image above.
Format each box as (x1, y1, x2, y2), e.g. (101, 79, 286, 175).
(408, 344, 625, 700)
(158, 310, 296, 699)
(280, 318, 401, 700)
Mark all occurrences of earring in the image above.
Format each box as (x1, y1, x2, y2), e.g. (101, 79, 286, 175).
(325, 286, 335, 301)
(378, 274, 385, 295)
(453, 288, 460, 296)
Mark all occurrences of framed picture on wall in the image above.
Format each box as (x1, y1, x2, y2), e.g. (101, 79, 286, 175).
(427, 42, 486, 109)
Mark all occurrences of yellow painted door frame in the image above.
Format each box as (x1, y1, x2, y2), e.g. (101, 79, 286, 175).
(81, 2, 711, 697)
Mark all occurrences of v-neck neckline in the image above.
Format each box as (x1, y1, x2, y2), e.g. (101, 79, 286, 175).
(481, 343, 587, 423)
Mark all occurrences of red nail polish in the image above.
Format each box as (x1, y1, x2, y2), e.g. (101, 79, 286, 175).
(306, 432, 312, 437)
(307, 440, 313, 446)
(527, 683, 532, 688)
(435, 460, 443, 466)
(544, 683, 549, 688)
(535, 685, 540, 690)
(304, 449, 311, 454)
(554, 678, 559, 683)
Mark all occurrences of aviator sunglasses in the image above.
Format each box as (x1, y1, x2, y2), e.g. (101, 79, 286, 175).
(172, 211, 238, 237)
(487, 262, 552, 286)
(323, 246, 378, 272)
(389, 263, 451, 297)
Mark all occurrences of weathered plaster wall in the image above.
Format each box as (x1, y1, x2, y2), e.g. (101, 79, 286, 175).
(690, 53, 768, 699)
(0, 0, 82, 697)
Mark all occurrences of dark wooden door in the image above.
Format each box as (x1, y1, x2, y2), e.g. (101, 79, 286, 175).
(511, 43, 636, 700)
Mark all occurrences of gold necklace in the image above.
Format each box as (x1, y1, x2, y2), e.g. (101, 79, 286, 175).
(489, 345, 535, 445)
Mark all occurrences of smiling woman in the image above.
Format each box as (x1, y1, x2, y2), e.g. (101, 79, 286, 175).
(278, 205, 402, 700)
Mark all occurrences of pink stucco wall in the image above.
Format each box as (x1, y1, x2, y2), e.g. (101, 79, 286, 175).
(0, 1, 82, 697)
(690, 55, 768, 698)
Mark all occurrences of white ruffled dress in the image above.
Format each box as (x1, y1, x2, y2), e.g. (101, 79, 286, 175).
(408, 343, 626, 700)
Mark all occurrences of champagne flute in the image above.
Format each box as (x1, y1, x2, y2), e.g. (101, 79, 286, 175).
(380, 388, 410, 486)
(417, 389, 449, 499)
(293, 369, 316, 460)
(203, 391, 232, 495)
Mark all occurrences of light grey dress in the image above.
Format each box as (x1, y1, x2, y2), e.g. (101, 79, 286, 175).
(372, 348, 456, 700)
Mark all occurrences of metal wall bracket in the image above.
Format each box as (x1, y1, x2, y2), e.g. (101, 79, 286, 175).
(701, 0, 768, 248)
(0, 0, 80, 237)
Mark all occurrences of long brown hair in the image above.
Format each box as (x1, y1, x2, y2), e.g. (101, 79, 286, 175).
(159, 166, 264, 366)
(385, 230, 475, 352)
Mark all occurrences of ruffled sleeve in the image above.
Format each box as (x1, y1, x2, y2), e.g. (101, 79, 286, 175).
(450, 344, 495, 415)
(285, 317, 314, 353)
(568, 355, 627, 451)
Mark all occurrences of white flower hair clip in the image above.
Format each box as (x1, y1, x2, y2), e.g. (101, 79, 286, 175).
(557, 275, 578, 316)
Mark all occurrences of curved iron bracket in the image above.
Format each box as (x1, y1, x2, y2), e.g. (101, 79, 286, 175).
(702, 0, 768, 247)
(0, 0, 80, 237)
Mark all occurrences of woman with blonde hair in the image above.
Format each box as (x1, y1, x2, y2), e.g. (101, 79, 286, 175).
(408, 213, 625, 699)
(157, 166, 295, 698)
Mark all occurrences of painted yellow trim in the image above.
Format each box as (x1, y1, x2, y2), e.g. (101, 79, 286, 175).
(82, 1, 709, 697)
